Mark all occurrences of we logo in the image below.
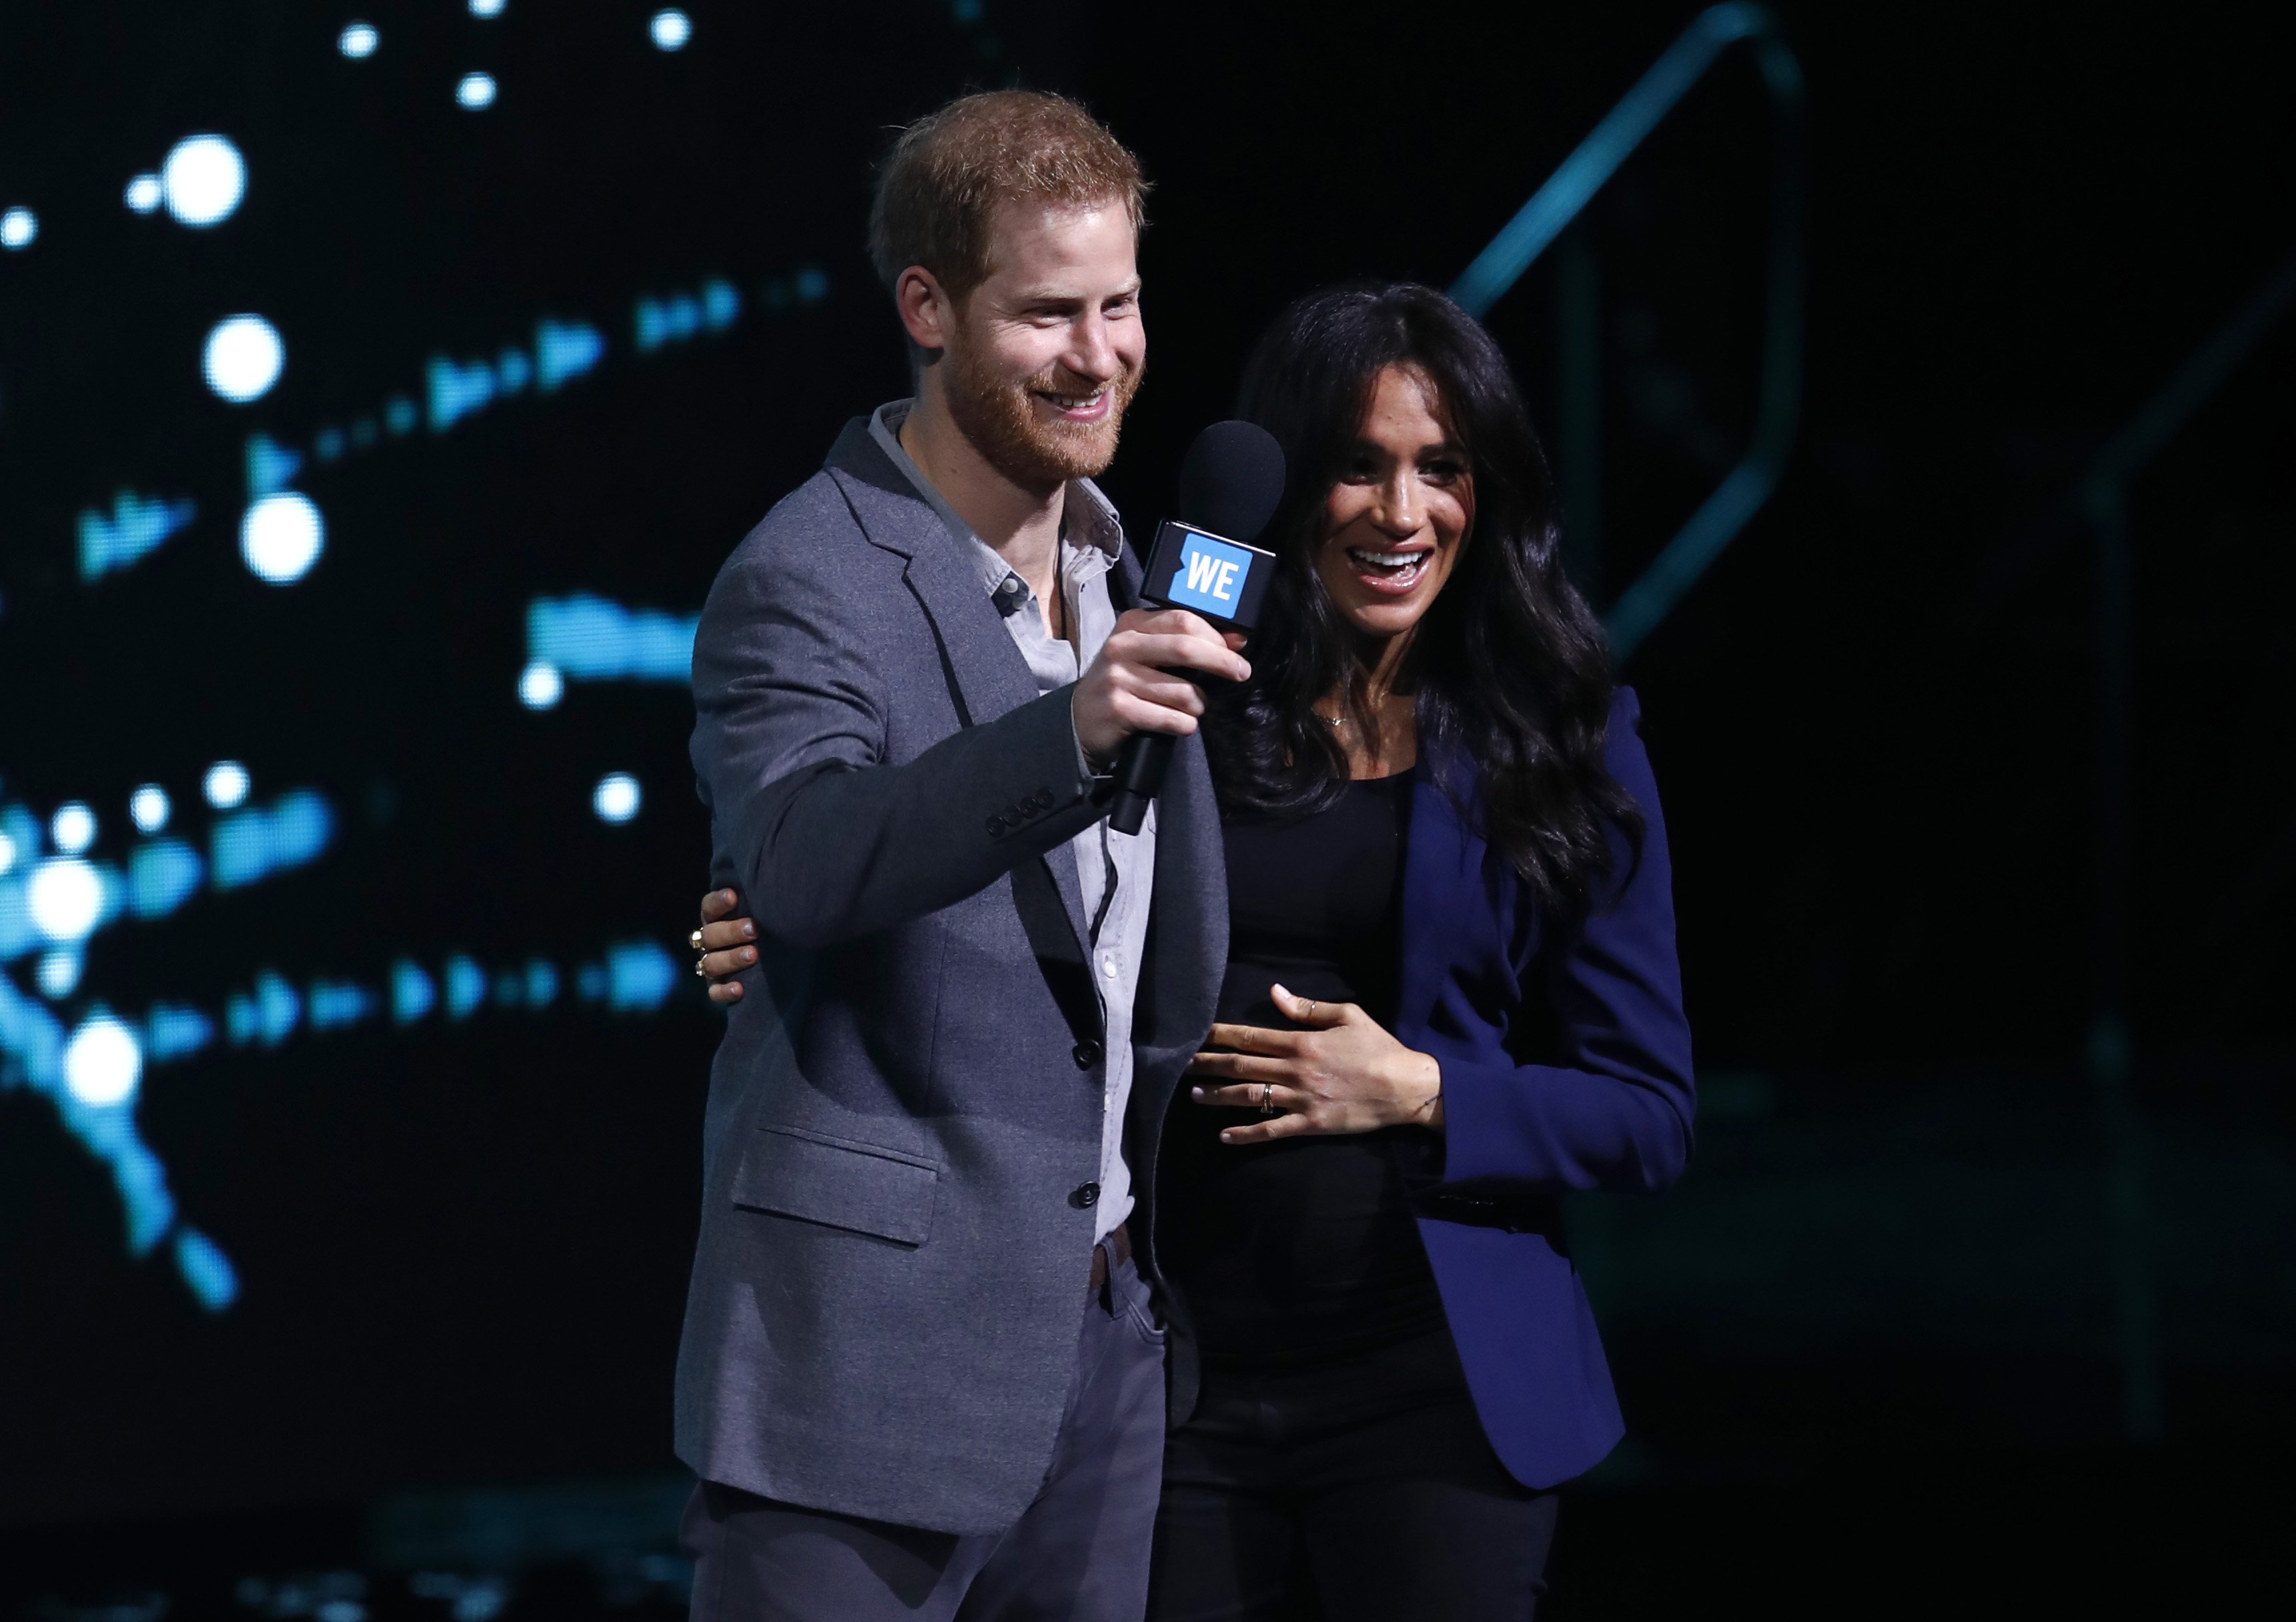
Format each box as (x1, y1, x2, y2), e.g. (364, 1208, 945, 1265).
(1166, 530, 1251, 616)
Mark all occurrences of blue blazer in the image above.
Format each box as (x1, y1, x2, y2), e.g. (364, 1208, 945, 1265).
(1397, 687, 1694, 1489)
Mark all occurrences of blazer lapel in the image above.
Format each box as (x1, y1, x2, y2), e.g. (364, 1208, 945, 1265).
(824, 417, 1091, 946)
(824, 418, 1040, 729)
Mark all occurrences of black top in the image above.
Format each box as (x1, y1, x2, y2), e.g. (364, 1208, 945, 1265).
(1161, 772, 1450, 1367)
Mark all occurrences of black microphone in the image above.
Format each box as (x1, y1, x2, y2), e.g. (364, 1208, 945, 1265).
(1106, 421, 1286, 836)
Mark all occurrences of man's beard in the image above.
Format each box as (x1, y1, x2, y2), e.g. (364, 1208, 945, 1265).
(942, 329, 1143, 494)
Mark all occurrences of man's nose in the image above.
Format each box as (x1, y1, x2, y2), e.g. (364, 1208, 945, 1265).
(1065, 314, 1119, 383)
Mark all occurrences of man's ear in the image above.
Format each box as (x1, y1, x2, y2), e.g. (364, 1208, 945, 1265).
(895, 265, 953, 358)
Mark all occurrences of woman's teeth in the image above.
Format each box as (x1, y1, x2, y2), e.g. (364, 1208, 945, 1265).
(1348, 548, 1426, 577)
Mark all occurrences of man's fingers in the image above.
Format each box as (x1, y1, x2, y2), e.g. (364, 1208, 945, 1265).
(698, 888, 740, 925)
(1111, 630, 1249, 679)
(700, 946, 755, 980)
(706, 982, 744, 1006)
(698, 918, 755, 952)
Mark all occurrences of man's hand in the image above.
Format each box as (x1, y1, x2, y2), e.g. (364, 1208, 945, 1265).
(693, 887, 756, 1005)
(1071, 608, 1251, 766)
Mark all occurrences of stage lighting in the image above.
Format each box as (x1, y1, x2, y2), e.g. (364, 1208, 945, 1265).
(29, 858, 104, 943)
(240, 492, 324, 584)
(38, 951, 83, 998)
(64, 1016, 143, 1108)
(457, 72, 498, 109)
(203, 315, 284, 403)
(0, 831, 17, 876)
(129, 786, 171, 836)
(652, 9, 693, 50)
(0, 207, 35, 249)
(471, 0, 507, 15)
(125, 174, 163, 213)
(519, 661, 564, 710)
(161, 135, 246, 227)
(339, 23, 379, 57)
(211, 791, 334, 888)
(51, 804, 97, 856)
(204, 762, 251, 810)
(593, 773, 642, 824)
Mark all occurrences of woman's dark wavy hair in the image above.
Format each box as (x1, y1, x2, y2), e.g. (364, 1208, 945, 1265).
(1205, 280, 1642, 916)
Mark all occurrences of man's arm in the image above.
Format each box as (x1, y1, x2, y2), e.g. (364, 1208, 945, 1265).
(691, 535, 1100, 950)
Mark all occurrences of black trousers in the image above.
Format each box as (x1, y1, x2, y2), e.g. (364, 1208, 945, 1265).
(1149, 1328, 1558, 1621)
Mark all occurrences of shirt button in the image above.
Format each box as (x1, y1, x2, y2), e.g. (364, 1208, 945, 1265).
(1070, 1182, 1100, 1209)
(1073, 1040, 1102, 1069)
(1100, 956, 1118, 978)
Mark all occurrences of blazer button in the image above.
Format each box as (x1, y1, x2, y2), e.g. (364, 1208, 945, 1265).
(1069, 1182, 1099, 1209)
(1073, 1039, 1102, 1069)
(1031, 788, 1053, 810)
(986, 815, 1005, 836)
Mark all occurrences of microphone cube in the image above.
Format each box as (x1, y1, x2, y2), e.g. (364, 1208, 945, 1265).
(1141, 520, 1276, 631)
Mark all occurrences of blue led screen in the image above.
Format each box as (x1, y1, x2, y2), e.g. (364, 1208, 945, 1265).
(0, 0, 1064, 1522)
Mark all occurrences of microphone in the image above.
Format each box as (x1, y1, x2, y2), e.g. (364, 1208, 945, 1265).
(1107, 421, 1287, 836)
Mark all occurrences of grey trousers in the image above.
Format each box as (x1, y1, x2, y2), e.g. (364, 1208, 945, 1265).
(684, 1244, 1168, 1621)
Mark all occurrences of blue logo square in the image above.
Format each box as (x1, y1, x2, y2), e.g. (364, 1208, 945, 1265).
(1166, 530, 1253, 617)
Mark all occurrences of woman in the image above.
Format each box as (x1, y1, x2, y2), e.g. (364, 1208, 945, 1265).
(695, 282, 1692, 1617)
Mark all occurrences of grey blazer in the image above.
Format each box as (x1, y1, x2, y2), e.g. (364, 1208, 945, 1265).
(674, 418, 1227, 1535)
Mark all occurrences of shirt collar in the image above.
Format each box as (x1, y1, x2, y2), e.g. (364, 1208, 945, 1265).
(868, 401, 1125, 604)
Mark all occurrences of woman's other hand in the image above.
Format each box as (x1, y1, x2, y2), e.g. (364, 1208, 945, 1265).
(1189, 984, 1443, 1144)
(692, 887, 756, 1005)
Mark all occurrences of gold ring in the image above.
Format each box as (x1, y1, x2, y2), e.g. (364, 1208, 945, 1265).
(689, 929, 704, 950)
(1258, 1083, 1276, 1116)
(693, 957, 708, 978)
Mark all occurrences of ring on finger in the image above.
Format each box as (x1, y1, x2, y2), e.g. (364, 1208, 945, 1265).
(1258, 1082, 1277, 1116)
(689, 929, 705, 950)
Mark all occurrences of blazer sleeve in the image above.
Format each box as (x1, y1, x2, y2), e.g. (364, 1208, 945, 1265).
(1436, 691, 1696, 1192)
(690, 516, 1105, 950)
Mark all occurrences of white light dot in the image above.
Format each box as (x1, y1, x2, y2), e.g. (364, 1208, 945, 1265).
(470, 0, 506, 15)
(241, 492, 325, 584)
(339, 22, 379, 58)
(593, 772, 642, 824)
(204, 761, 251, 810)
(124, 173, 163, 213)
(161, 134, 246, 228)
(65, 1016, 143, 1108)
(37, 950, 83, 999)
(28, 858, 105, 942)
(0, 207, 35, 250)
(651, 9, 692, 49)
(203, 314, 284, 403)
(519, 661, 564, 710)
(0, 832, 16, 876)
(51, 802, 97, 856)
(456, 72, 498, 109)
(129, 785, 172, 834)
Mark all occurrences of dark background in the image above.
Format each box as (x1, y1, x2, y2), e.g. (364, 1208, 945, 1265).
(2, 0, 2291, 1611)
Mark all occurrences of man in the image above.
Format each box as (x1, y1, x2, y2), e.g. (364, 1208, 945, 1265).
(676, 91, 1244, 1619)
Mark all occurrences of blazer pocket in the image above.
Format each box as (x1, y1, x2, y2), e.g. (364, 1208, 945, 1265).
(730, 1125, 941, 1247)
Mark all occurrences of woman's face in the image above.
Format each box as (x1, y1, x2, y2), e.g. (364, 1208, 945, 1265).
(1313, 362, 1474, 649)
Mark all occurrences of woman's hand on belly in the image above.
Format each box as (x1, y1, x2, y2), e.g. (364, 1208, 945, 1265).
(1189, 984, 1444, 1143)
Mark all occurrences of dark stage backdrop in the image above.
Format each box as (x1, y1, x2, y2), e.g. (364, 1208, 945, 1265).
(5, 0, 2293, 1533)
(0, 0, 1106, 1523)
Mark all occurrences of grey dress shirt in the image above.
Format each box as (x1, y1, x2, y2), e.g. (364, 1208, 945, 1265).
(869, 403, 1154, 1243)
